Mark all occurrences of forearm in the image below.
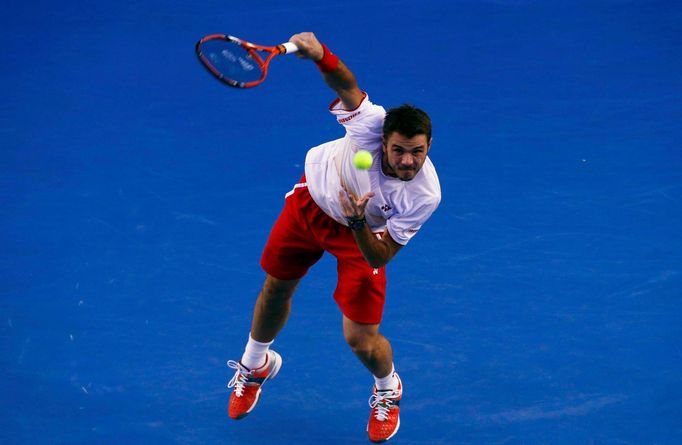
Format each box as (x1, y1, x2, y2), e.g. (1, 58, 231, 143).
(288, 32, 364, 109)
(351, 227, 394, 269)
(354, 230, 391, 268)
(312, 41, 364, 110)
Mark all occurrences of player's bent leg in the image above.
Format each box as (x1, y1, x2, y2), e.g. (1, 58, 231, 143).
(343, 316, 393, 377)
(227, 274, 299, 420)
(342, 316, 402, 443)
(250, 274, 300, 342)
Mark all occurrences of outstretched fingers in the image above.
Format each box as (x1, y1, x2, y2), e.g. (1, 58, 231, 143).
(338, 189, 375, 218)
(356, 192, 375, 212)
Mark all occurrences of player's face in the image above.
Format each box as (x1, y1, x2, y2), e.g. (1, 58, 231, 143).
(381, 132, 431, 181)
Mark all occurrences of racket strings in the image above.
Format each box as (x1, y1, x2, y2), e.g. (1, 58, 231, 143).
(201, 40, 264, 84)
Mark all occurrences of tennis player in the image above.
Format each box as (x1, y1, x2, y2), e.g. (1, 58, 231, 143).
(226, 31, 441, 443)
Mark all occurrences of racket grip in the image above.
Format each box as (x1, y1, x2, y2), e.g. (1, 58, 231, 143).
(279, 42, 299, 54)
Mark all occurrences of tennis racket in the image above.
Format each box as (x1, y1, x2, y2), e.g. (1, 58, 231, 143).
(195, 35, 298, 88)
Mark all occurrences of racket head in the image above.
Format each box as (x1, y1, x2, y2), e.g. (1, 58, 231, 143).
(195, 35, 278, 88)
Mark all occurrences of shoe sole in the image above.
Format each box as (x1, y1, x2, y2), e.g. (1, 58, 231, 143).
(231, 351, 282, 420)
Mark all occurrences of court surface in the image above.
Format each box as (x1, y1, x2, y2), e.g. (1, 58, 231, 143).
(1, 1, 681, 444)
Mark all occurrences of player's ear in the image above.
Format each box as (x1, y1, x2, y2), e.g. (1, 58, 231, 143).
(427, 137, 433, 152)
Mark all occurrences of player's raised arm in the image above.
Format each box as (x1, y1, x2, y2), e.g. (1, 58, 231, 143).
(289, 32, 365, 110)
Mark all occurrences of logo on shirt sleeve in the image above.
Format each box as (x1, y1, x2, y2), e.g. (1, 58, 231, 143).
(338, 111, 361, 124)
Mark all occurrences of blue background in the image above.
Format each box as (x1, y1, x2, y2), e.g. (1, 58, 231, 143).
(1, 1, 681, 444)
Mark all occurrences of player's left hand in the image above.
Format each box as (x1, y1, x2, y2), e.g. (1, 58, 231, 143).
(339, 187, 375, 219)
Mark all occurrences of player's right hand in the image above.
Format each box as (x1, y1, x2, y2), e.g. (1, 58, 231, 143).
(289, 32, 324, 61)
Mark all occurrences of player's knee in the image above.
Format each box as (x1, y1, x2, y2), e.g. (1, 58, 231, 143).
(260, 274, 299, 302)
(344, 328, 376, 355)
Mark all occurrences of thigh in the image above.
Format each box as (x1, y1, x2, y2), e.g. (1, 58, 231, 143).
(260, 186, 324, 281)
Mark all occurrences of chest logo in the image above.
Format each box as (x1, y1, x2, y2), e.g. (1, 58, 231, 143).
(380, 204, 392, 212)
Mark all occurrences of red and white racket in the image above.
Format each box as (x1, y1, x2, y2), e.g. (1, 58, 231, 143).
(195, 35, 298, 88)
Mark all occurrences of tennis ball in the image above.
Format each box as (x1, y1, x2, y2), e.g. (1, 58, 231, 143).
(353, 150, 373, 170)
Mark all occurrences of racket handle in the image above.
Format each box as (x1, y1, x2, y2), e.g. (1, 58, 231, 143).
(279, 41, 299, 54)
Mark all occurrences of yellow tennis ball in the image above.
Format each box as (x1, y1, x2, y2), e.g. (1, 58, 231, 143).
(353, 150, 373, 170)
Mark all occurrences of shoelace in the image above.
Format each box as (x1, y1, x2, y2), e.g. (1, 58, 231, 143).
(368, 389, 400, 421)
(227, 360, 251, 397)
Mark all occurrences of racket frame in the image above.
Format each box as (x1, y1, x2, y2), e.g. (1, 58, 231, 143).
(195, 34, 296, 88)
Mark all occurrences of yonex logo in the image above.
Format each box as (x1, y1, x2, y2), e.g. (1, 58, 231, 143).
(338, 111, 361, 123)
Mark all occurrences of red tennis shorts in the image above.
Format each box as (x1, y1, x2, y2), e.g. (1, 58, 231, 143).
(260, 175, 387, 324)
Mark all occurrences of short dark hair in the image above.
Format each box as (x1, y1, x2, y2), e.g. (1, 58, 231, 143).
(382, 104, 432, 141)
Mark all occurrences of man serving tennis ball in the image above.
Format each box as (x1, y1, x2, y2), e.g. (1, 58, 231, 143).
(227, 31, 441, 443)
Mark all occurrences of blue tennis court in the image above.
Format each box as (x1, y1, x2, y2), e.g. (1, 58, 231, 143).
(2, 1, 681, 444)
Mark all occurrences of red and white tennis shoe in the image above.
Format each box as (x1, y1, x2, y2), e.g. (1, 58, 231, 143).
(227, 350, 282, 420)
(367, 372, 402, 443)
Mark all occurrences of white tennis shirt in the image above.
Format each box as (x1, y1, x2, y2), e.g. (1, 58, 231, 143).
(304, 94, 441, 245)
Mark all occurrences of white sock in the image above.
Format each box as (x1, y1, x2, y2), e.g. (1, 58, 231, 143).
(374, 364, 399, 391)
(241, 335, 273, 370)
